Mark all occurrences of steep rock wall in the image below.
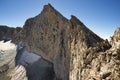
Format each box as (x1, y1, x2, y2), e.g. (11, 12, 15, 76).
(19, 4, 103, 80)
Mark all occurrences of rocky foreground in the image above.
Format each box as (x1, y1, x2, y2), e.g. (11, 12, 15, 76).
(0, 3, 120, 80)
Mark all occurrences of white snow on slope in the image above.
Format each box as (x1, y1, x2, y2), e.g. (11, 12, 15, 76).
(0, 41, 16, 67)
(0, 40, 16, 50)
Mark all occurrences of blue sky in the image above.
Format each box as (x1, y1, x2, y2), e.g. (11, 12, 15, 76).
(0, 0, 120, 39)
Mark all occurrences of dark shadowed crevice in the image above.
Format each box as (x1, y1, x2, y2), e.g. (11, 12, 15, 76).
(15, 43, 55, 80)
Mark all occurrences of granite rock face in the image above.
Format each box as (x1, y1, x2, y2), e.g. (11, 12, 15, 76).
(20, 4, 68, 62)
(19, 4, 105, 80)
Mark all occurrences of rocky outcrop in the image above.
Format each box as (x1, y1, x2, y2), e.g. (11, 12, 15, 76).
(112, 27, 120, 42)
(68, 15, 104, 80)
(0, 25, 22, 42)
(20, 4, 68, 62)
(110, 27, 120, 49)
(19, 4, 104, 80)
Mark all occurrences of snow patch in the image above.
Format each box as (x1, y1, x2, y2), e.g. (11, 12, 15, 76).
(0, 40, 16, 50)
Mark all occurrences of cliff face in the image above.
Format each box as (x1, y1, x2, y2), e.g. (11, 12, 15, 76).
(20, 4, 68, 63)
(68, 16, 104, 80)
(19, 4, 104, 80)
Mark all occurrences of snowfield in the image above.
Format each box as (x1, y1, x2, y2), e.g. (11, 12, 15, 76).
(0, 40, 16, 67)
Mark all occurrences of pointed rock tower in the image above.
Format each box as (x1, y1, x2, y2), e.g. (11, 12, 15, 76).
(110, 27, 120, 49)
(19, 4, 103, 80)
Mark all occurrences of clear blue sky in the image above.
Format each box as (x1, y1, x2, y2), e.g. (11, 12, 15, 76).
(0, 0, 120, 39)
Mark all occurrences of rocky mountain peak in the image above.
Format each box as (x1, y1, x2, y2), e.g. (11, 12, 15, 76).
(43, 3, 55, 12)
(38, 3, 67, 21)
(19, 4, 104, 80)
(69, 15, 103, 48)
(112, 27, 120, 42)
(70, 15, 84, 26)
(1, 4, 120, 80)
(110, 27, 120, 49)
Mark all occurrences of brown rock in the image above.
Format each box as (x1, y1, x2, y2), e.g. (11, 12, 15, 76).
(19, 4, 103, 80)
(0, 25, 22, 42)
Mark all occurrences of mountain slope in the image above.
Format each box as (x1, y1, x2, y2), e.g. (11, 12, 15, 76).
(19, 4, 103, 80)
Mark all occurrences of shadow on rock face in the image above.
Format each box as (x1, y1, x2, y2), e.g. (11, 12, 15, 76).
(15, 44, 55, 80)
(26, 58, 55, 80)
